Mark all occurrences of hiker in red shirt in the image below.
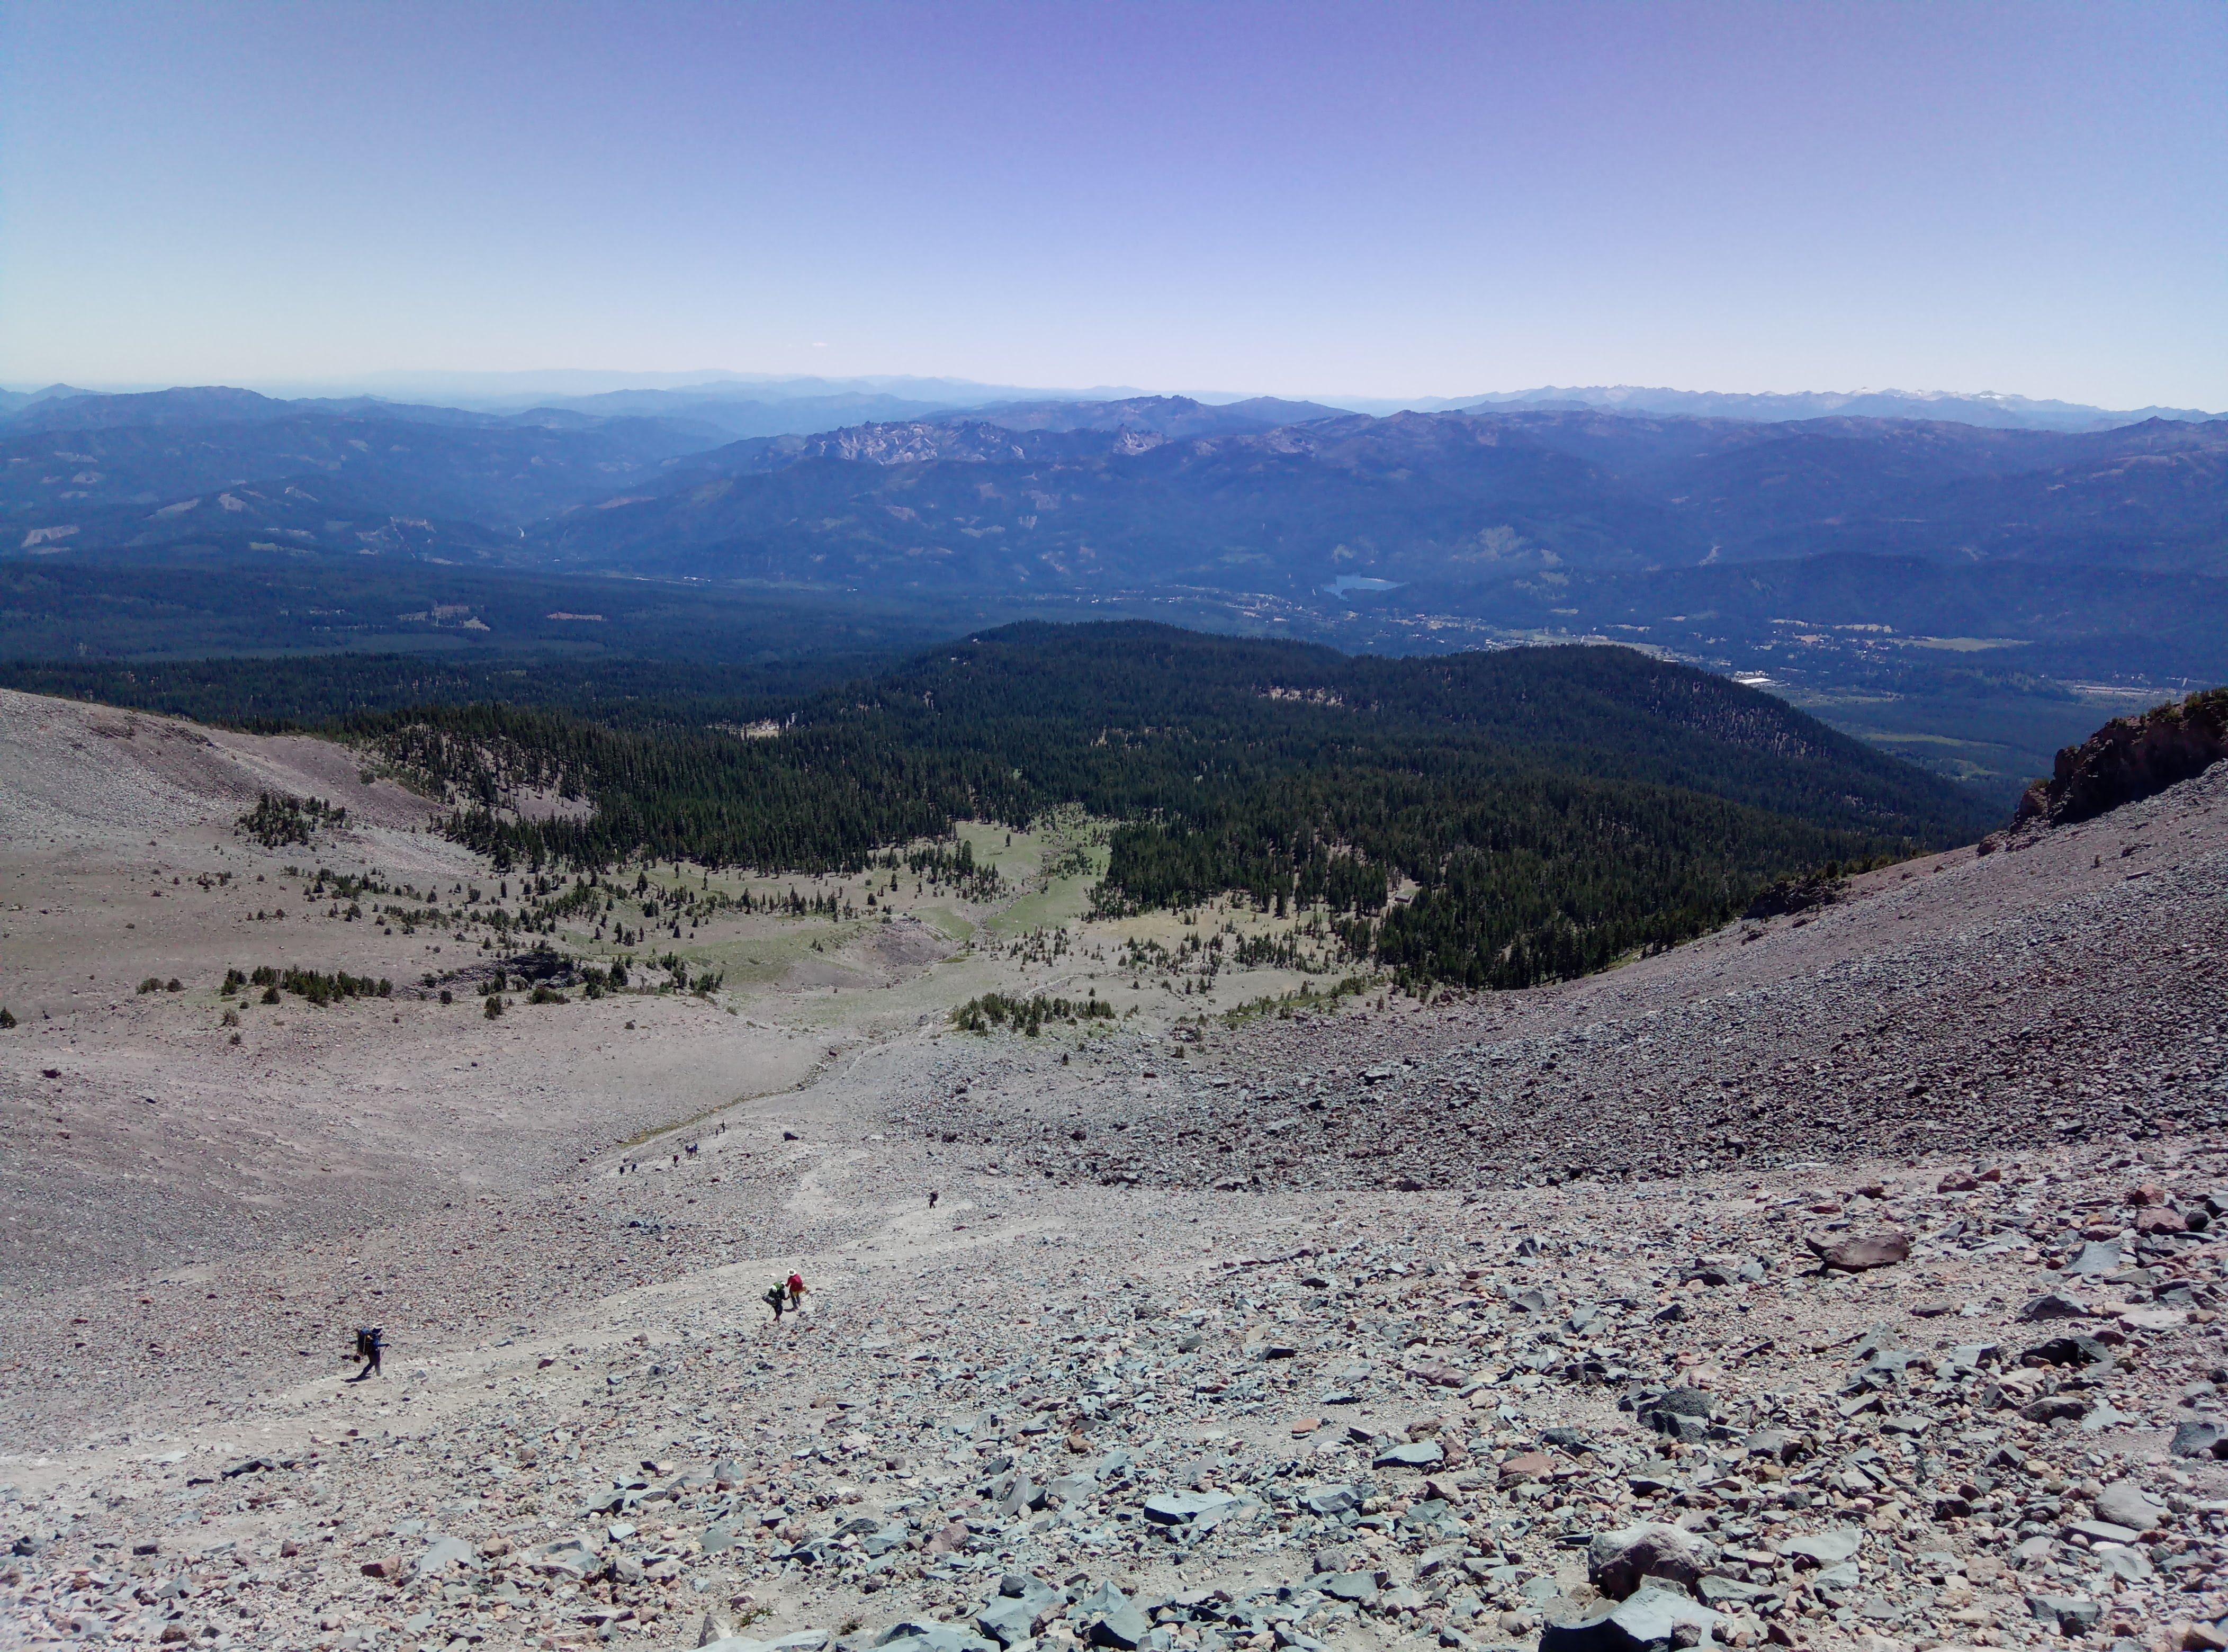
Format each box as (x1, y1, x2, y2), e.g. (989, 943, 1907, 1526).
(786, 1271, 807, 1312)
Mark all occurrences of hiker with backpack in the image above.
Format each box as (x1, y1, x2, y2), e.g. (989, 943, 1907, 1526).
(348, 1326, 384, 1381)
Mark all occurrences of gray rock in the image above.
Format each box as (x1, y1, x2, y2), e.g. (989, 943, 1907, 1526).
(861, 1525, 911, 1558)
(1539, 1586, 1722, 1652)
(1076, 1584, 1149, 1650)
(2090, 1546, 2153, 1583)
(1372, 1440, 1443, 1469)
(875, 1629, 992, 1652)
(975, 1598, 1039, 1649)
(414, 1534, 475, 1579)
(1946, 1343, 2001, 1374)
(1302, 1483, 1361, 1515)
(1140, 1490, 1239, 1526)
(1695, 1576, 1775, 1608)
(1313, 1542, 1362, 1575)
(1809, 1563, 1861, 1597)
(2062, 1519, 2141, 1545)
(1741, 1427, 1797, 1462)
(2170, 1418, 2227, 1459)
(1587, 1523, 1718, 1601)
(533, 1541, 600, 1578)
(1044, 1474, 1098, 1506)
(700, 1521, 742, 1555)
(2093, 1479, 2166, 1531)
(2019, 1293, 2090, 1322)
(2023, 1333, 2112, 1368)
(1776, 1528, 1862, 1566)
(1322, 1572, 1380, 1603)
(2026, 1594, 2103, 1634)
(1648, 1387, 1714, 1420)
(2064, 1239, 2122, 1276)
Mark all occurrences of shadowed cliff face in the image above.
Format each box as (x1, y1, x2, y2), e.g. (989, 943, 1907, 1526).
(2015, 686, 2228, 828)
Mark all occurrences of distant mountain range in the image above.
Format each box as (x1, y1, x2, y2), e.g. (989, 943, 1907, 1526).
(7, 384, 2224, 585)
(1397, 384, 2222, 432)
(529, 403, 2228, 589)
(8, 372, 2216, 434)
(0, 387, 720, 555)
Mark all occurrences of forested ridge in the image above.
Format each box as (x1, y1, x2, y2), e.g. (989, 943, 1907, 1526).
(293, 623, 1990, 988)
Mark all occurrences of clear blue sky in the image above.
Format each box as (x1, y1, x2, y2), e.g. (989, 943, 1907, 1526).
(3, 0, 2222, 406)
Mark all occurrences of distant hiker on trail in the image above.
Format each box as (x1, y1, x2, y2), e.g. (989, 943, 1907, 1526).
(787, 1271, 807, 1310)
(928, 1190, 939, 1209)
(763, 1284, 787, 1324)
(349, 1326, 383, 1381)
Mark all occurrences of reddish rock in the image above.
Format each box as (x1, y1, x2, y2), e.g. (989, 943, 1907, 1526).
(1402, 1357, 1466, 1387)
(1803, 1227, 1911, 1271)
(1499, 1450, 1557, 1483)
(2137, 1207, 2188, 1235)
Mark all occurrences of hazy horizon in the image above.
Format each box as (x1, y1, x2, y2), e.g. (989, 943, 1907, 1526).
(3, 367, 2219, 422)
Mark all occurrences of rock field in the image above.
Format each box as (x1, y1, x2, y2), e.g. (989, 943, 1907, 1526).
(3, 707, 2227, 1652)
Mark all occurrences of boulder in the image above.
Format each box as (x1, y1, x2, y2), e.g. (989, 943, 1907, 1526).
(532, 1541, 599, 1578)
(1804, 1226, 1910, 1270)
(1587, 1523, 1718, 1601)
(2020, 1293, 2090, 1322)
(2026, 1595, 2103, 1635)
(1373, 1439, 1443, 1469)
(1499, 1449, 1558, 1483)
(2093, 1479, 2166, 1531)
(2064, 1239, 2123, 1276)
(1075, 1583, 1149, 1650)
(2024, 1333, 2112, 1367)
(974, 1597, 1039, 1649)
(1540, 1586, 1722, 1652)
(1140, 1490, 1238, 1526)
(413, 1535, 475, 1580)
(1639, 1387, 1715, 1442)
(1301, 1483, 1361, 1515)
(2169, 1419, 2227, 1459)
(1776, 1528, 1863, 1567)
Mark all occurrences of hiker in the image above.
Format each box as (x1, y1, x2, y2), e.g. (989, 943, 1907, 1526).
(348, 1326, 384, 1381)
(786, 1271, 807, 1311)
(763, 1283, 787, 1324)
(928, 1189, 939, 1209)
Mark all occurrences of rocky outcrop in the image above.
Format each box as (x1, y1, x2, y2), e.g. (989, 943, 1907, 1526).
(2014, 686, 2228, 829)
(1740, 868, 1844, 921)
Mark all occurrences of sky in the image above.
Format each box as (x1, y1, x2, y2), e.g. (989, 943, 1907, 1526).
(2, 0, 2224, 407)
